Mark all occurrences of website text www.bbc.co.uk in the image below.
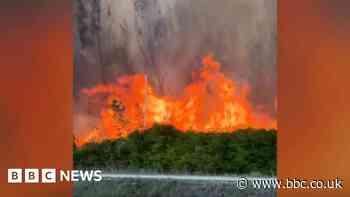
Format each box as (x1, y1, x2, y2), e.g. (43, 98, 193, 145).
(236, 177, 343, 190)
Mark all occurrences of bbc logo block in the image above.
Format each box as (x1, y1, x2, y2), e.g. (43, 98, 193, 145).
(8, 169, 22, 183)
(8, 168, 56, 184)
(24, 169, 39, 183)
(41, 169, 56, 183)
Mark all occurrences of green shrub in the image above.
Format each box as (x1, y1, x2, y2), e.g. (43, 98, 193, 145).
(74, 124, 276, 175)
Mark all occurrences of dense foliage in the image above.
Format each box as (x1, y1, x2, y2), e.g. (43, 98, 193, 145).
(74, 124, 276, 175)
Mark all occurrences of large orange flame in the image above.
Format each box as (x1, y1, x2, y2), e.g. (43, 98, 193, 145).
(76, 55, 276, 146)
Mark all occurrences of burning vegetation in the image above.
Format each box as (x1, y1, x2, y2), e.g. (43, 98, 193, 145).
(75, 55, 276, 146)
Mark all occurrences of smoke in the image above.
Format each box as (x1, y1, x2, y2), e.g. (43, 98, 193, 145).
(73, 0, 277, 134)
(74, 112, 99, 137)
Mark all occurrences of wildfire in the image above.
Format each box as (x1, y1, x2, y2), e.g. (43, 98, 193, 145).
(75, 55, 276, 146)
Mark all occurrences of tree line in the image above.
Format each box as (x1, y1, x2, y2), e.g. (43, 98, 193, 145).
(74, 124, 276, 175)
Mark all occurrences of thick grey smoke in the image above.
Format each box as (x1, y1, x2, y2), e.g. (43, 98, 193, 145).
(74, 0, 276, 117)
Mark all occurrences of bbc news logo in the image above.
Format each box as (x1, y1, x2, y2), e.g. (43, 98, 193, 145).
(8, 169, 102, 184)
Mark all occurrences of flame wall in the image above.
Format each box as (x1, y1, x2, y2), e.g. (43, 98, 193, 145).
(75, 55, 276, 145)
(73, 0, 277, 141)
